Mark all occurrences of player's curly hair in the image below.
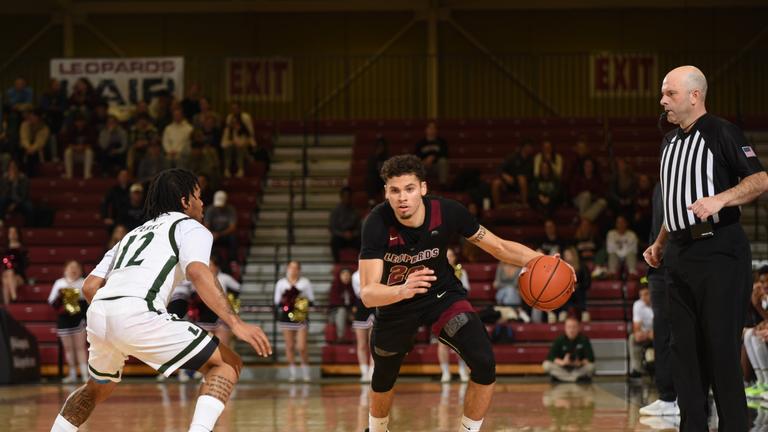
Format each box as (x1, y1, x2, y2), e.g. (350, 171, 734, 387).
(379, 154, 427, 182)
(144, 168, 200, 221)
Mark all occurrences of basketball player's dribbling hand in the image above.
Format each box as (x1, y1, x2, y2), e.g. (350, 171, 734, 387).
(643, 242, 663, 268)
(398, 268, 435, 300)
(231, 321, 273, 357)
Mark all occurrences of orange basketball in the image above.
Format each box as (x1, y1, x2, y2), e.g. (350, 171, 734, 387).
(519, 255, 575, 311)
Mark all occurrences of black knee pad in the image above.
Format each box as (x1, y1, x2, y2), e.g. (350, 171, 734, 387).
(439, 312, 496, 385)
(370, 344, 406, 392)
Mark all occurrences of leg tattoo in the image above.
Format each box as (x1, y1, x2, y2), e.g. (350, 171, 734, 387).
(61, 385, 96, 426)
(201, 374, 235, 404)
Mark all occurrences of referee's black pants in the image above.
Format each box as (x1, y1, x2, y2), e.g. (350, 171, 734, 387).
(648, 270, 677, 402)
(664, 223, 752, 432)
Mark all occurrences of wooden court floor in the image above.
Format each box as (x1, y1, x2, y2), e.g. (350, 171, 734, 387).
(0, 378, 690, 431)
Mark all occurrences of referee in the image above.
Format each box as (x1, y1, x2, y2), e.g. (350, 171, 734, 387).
(643, 65, 768, 432)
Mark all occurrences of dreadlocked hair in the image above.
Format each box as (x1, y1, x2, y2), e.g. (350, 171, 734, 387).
(144, 168, 200, 221)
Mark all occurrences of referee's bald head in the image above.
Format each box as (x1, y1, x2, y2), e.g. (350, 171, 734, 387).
(666, 65, 708, 101)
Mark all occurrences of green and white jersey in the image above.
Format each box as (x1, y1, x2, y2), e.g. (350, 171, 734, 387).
(91, 212, 213, 311)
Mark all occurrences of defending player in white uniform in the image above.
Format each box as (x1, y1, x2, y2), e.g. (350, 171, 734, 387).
(50, 168, 271, 432)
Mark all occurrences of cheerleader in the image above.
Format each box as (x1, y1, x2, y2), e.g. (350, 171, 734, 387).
(274, 260, 314, 382)
(2, 226, 27, 305)
(202, 257, 241, 347)
(351, 269, 374, 382)
(438, 248, 470, 383)
(47, 260, 88, 383)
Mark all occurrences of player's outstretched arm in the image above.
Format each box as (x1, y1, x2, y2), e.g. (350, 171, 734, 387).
(359, 258, 435, 308)
(467, 225, 542, 267)
(187, 262, 272, 357)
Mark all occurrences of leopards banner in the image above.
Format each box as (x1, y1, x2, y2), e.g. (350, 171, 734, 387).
(50, 57, 184, 106)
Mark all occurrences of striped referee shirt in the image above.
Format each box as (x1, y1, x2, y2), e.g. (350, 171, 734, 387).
(659, 113, 765, 233)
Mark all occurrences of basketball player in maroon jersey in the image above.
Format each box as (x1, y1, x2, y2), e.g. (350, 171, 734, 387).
(359, 155, 575, 432)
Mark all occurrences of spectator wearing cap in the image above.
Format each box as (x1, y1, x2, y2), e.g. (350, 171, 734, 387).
(329, 187, 361, 263)
(115, 183, 146, 231)
(204, 190, 239, 266)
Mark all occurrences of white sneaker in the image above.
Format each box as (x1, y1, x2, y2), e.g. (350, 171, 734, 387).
(440, 371, 451, 383)
(301, 365, 311, 382)
(458, 369, 470, 383)
(639, 399, 680, 416)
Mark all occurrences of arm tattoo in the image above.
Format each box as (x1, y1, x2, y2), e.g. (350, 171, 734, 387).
(201, 374, 236, 403)
(61, 385, 96, 426)
(470, 226, 488, 243)
(214, 277, 236, 317)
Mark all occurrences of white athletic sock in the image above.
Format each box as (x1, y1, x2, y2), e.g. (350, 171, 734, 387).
(369, 413, 389, 432)
(51, 414, 78, 432)
(458, 415, 484, 432)
(440, 362, 451, 376)
(79, 363, 89, 381)
(188, 395, 225, 432)
(360, 362, 369, 378)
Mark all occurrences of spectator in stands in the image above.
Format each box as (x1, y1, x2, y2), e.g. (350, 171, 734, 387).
(204, 190, 239, 266)
(192, 97, 221, 129)
(65, 78, 100, 127)
(606, 215, 639, 278)
(39, 78, 68, 137)
(542, 316, 596, 383)
(225, 102, 254, 135)
(274, 260, 315, 382)
(558, 247, 592, 323)
(126, 113, 159, 175)
(162, 107, 193, 168)
(0, 160, 33, 226)
(97, 115, 128, 176)
(744, 266, 768, 398)
(351, 270, 374, 382)
(1, 226, 26, 304)
(149, 90, 173, 131)
(188, 129, 222, 185)
(100, 169, 131, 232)
(90, 101, 109, 132)
(136, 142, 167, 183)
(492, 140, 535, 208)
(127, 100, 152, 128)
(629, 283, 654, 378)
(608, 157, 636, 216)
(414, 121, 448, 187)
(221, 114, 255, 178)
(569, 158, 606, 222)
(365, 136, 388, 206)
(181, 82, 202, 120)
(632, 174, 654, 244)
(329, 187, 361, 263)
(197, 112, 223, 151)
(5, 77, 34, 119)
(567, 137, 593, 181)
(573, 217, 598, 260)
(19, 109, 50, 176)
(61, 113, 95, 179)
(533, 140, 563, 179)
(328, 268, 355, 340)
(115, 183, 146, 231)
(493, 262, 531, 323)
(47, 260, 88, 383)
(439, 248, 470, 382)
(106, 224, 127, 250)
(538, 218, 566, 256)
(529, 161, 561, 216)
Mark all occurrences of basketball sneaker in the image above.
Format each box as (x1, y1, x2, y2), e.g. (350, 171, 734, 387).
(746, 384, 768, 398)
(639, 399, 680, 416)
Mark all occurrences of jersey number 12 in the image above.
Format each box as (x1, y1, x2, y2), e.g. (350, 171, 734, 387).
(114, 232, 155, 270)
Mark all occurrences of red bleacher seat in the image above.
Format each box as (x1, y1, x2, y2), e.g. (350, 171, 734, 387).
(25, 323, 58, 343)
(23, 228, 108, 246)
(53, 211, 103, 228)
(39, 343, 60, 365)
(27, 247, 104, 265)
(5, 303, 57, 322)
(467, 282, 495, 301)
(37, 193, 102, 209)
(462, 263, 496, 281)
(15, 284, 51, 302)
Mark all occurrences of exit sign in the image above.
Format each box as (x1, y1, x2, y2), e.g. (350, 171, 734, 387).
(589, 52, 657, 98)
